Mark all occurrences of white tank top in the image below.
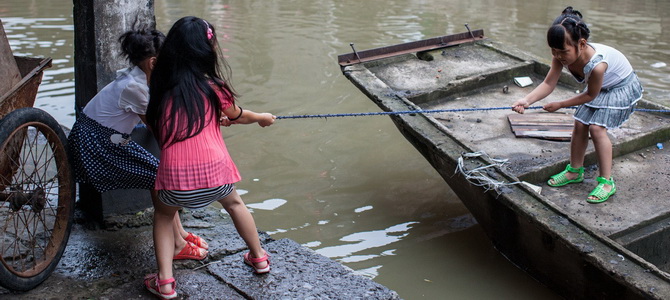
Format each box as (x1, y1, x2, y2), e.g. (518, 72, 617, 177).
(584, 43, 633, 88)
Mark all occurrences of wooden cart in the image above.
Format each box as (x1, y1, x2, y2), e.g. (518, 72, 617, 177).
(0, 21, 74, 292)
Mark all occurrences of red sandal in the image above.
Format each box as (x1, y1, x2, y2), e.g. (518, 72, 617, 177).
(243, 251, 271, 274)
(173, 242, 208, 260)
(184, 232, 208, 249)
(144, 273, 177, 299)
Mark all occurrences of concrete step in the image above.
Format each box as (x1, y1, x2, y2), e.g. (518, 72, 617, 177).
(0, 206, 399, 299)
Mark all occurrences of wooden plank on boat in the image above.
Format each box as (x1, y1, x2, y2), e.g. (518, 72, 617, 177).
(508, 113, 574, 141)
(0, 20, 22, 97)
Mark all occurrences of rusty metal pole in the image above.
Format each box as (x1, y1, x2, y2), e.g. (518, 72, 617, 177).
(73, 0, 157, 224)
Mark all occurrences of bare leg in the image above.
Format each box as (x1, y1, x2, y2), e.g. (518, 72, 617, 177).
(570, 121, 590, 169)
(588, 125, 613, 198)
(171, 214, 188, 251)
(153, 190, 209, 249)
(151, 194, 181, 294)
(151, 190, 207, 255)
(549, 121, 589, 185)
(173, 213, 188, 238)
(218, 188, 267, 269)
(173, 213, 209, 249)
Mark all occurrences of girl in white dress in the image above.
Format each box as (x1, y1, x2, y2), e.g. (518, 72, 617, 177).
(512, 6, 643, 203)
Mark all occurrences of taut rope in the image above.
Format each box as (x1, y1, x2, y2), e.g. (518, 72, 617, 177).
(275, 106, 670, 120)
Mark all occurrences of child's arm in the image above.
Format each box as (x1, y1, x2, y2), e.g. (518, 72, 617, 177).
(223, 104, 276, 127)
(543, 63, 605, 112)
(512, 58, 563, 114)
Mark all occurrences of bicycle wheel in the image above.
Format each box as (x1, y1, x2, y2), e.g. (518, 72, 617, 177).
(0, 107, 74, 291)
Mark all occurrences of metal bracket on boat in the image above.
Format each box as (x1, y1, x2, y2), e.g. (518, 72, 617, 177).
(338, 29, 485, 67)
(464, 23, 476, 41)
(349, 43, 362, 63)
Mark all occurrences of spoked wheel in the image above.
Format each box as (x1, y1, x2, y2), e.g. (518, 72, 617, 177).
(0, 108, 74, 291)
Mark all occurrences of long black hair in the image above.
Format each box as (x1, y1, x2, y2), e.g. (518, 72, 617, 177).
(118, 27, 165, 66)
(146, 16, 237, 147)
(547, 6, 591, 50)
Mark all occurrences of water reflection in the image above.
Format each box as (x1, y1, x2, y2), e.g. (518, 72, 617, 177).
(246, 198, 288, 211)
(3, 0, 670, 298)
(1, 15, 75, 128)
(317, 221, 416, 259)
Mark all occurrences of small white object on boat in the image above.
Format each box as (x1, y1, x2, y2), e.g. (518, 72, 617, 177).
(514, 76, 533, 87)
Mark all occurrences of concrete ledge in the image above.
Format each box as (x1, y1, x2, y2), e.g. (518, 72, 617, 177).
(0, 206, 398, 299)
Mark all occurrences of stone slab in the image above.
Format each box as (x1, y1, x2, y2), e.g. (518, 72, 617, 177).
(209, 238, 400, 299)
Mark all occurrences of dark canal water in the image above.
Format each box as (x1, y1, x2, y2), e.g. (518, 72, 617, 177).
(2, 0, 669, 298)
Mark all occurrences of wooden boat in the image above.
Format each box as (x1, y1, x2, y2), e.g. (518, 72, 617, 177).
(339, 30, 670, 299)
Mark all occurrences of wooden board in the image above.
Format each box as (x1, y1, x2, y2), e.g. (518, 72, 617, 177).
(0, 20, 22, 97)
(508, 113, 574, 141)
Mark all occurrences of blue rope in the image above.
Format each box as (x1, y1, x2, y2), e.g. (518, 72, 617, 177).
(276, 106, 542, 119)
(635, 108, 670, 113)
(275, 106, 670, 120)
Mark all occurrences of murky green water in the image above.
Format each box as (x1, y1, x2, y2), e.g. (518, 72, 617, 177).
(2, 0, 669, 298)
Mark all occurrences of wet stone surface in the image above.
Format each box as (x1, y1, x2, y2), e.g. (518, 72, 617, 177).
(210, 238, 396, 299)
(0, 206, 399, 299)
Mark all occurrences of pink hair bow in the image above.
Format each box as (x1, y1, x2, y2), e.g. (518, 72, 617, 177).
(203, 20, 214, 40)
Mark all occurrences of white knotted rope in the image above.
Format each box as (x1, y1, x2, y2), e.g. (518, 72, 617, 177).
(455, 151, 523, 193)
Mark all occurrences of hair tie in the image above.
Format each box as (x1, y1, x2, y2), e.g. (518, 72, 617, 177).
(577, 22, 590, 34)
(203, 20, 213, 40)
(560, 17, 579, 26)
(229, 106, 243, 121)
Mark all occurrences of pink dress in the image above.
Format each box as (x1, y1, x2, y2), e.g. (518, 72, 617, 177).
(154, 86, 241, 190)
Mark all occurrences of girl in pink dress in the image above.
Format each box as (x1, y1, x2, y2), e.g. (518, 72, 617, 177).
(68, 27, 208, 262)
(144, 16, 275, 299)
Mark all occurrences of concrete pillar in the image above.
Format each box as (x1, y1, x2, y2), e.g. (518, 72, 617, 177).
(73, 0, 157, 223)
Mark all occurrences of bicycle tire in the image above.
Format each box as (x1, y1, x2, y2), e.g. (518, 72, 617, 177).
(0, 107, 75, 291)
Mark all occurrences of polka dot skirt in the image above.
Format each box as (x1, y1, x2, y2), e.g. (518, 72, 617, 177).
(67, 113, 158, 193)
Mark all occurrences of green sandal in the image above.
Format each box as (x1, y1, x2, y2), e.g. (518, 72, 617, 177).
(548, 164, 584, 187)
(587, 177, 616, 203)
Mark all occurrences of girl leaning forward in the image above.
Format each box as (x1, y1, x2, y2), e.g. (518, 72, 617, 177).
(512, 7, 642, 203)
(144, 16, 275, 299)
